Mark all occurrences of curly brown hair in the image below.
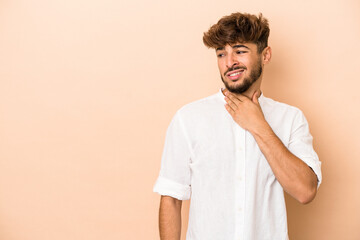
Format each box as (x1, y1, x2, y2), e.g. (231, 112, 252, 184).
(203, 12, 270, 54)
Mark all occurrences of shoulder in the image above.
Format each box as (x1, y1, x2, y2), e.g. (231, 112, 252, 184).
(176, 91, 223, 119)
(261, 95, 304, 117)
(261, 95, 311, 138)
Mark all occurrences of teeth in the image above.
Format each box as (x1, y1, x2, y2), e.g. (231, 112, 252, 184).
(229, 72, 241, 77)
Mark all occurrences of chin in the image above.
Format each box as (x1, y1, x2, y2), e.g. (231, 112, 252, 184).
(228, 81, 245, 89)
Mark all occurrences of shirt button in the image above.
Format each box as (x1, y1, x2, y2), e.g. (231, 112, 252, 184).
(238, 207, 242, 212)
(237, 176, 242, 181)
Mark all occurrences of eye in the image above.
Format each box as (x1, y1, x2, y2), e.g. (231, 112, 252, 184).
(236, 51, 247, 54)
(217, 53, 224, 58)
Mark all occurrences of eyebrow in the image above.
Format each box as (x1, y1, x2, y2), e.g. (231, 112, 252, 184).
(233, 44, 250, 50)
(216, 44, 250, 51)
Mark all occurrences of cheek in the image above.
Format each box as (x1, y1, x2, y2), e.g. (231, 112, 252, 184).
(242, 59, 252, 68)
(217, 61, 226, 74)
(246, 56, 261, 69)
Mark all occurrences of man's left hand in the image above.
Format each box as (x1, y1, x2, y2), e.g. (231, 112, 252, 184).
(223, 88, 268, 133)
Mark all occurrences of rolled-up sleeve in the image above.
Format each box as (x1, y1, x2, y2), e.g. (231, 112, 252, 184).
(288, 109, 322, 189)
(153, 111, 192, 200)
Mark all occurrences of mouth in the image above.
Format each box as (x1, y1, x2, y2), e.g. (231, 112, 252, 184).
(226, 69, 245, 81)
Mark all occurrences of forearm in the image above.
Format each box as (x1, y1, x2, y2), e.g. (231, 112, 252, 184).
(159, 196, 182, 240)
(250, 123, 318, 204)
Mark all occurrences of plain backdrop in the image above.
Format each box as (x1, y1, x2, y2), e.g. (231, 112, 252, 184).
(0, 0, 360, 239)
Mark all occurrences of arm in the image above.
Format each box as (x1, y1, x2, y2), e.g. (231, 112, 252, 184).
(223, 89, 318, 204)
(250, 123, 318, 204)
(159, 196, 182, 240)
(153, 110, 192, 238)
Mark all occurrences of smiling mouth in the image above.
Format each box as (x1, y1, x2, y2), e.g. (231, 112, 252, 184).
(226, 69, 245, 81)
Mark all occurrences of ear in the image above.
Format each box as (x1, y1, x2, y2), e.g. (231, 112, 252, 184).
(262, 46, 272, 64)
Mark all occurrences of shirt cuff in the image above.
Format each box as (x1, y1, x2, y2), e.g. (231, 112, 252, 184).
(153, 175, 191, 200)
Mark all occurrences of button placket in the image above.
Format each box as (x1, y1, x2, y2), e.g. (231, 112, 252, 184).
(234, 124, 246, 239)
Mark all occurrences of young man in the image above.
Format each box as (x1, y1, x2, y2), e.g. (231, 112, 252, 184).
(153, 12, 322, 240)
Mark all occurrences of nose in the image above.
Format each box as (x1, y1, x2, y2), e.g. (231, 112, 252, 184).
(225, 54, 239, 69)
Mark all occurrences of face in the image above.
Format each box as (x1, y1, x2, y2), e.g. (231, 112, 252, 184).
(216, 43, 263, 94)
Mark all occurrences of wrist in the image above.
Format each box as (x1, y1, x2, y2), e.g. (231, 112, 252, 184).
(249, 120, 273, 138)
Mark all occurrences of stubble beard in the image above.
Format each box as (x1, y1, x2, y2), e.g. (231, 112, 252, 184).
(221, 58, 263, 94)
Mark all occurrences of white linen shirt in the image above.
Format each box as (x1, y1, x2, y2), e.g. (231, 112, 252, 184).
(153, 88, 322, 240)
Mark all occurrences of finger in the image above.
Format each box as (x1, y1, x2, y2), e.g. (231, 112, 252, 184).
(236, 93, 250, 102)
(221, 89, 238, 110)
(225, 92, 243, 105)
(224, 103, 235, 115)
(224, 96, 238, 110)
(225, 91, 250, 103)
(222, 88, 232, 98)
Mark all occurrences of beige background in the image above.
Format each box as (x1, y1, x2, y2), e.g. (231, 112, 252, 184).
(0, 0, 359, 239)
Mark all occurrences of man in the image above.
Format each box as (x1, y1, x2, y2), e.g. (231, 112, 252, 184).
(153, 12, 322, 240)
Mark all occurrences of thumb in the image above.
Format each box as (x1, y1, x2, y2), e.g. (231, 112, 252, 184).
(252, 90, 261, 104)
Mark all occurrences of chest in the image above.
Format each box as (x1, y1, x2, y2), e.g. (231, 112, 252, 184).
(187, 113, 292, 180)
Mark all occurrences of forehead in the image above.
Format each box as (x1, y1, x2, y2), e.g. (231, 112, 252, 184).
(216, 42, 257, 51)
